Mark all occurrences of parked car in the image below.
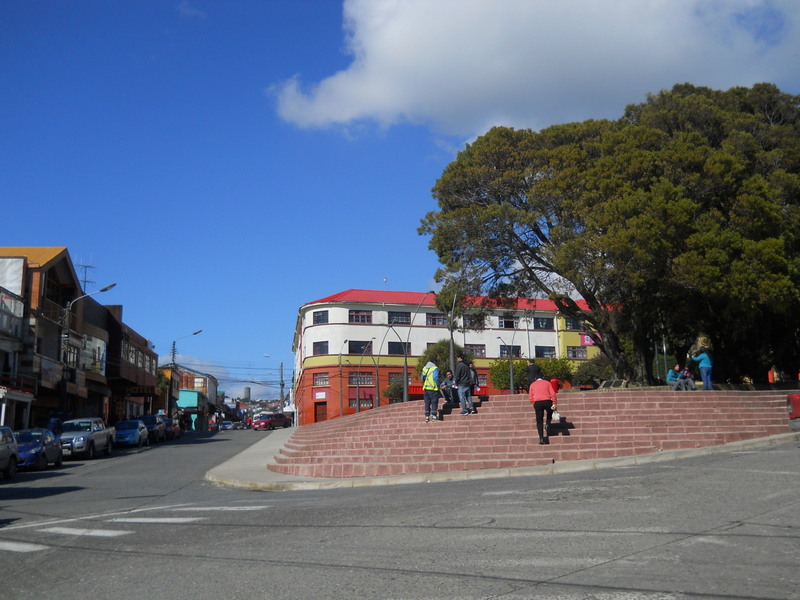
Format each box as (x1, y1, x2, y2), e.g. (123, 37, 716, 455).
(0, 425, 18, 480)
(140, 415, 166, 443)
(221, 420, 234, 430)
(114, 420, 150, 447)
(59, 418, 115, 459)
(252, 413, 292, 430)
(13, 428, 63, 470)
(162, 417, 182, 440)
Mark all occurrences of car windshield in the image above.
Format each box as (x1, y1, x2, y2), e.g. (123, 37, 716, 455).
(62, 421, 91, 432)
(14, 430, 41, 443)
(117, 421, 138, 430)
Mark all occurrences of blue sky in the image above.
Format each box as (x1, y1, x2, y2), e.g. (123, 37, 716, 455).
(2, 0, 798, 399)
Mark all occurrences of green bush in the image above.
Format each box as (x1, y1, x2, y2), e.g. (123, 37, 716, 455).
(573, 354, 613, 388)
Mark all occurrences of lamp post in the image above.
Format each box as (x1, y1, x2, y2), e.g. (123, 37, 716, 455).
(338, 339, 348, 417)
(387, 325, 407, 403)
(401, 291, 433, 403)
(59, 283, 116, 411)
(497, 335, 514, 394)
(356, 337, 375, 413)
(169, 329, 203, 416)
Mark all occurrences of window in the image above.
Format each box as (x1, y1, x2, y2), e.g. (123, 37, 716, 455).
(567, 346, 588, 359)
(426, 313, 447, 326)
(349, 340, 373, 354)
(533, 317, 554, 330)
(312, 341, 329, 355)
(465, 344, 486, 357)
(349, 396, 374, 409)
(349, 310, 372, 323)
(388, 311, 411, 324)
(499, 345, 522, 358)
(564, 317, 582, 330)
(313, 310, 329, 324)
(499, 315, 519, 329)
(535, 346, 556, 359)
(388, 341, 410, 355)
(313, 372, 329, 386)
(348, 372, 373, 386)
(388, 372, 405, 384)
(464, 314, 485, 328)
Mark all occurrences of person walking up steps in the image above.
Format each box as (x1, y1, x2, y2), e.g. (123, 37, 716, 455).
(421, 361, 440, 422)
(529, 375, 557, 444)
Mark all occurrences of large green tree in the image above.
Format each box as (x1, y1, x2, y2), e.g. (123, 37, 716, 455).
(420, 83, 800, 384)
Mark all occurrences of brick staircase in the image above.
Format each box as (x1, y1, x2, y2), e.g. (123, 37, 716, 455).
(268, 390, 792, 479)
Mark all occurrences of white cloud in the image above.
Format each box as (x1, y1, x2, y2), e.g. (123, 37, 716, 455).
(273, 0, 800, 137)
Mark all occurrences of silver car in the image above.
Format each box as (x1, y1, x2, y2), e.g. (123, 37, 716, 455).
(0, 426, 19, 480)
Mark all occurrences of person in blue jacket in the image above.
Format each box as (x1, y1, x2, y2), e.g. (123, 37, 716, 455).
(691, 350, 713, 391)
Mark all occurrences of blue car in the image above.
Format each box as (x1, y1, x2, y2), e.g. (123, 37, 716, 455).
(114, 420, 150, 447)
(13, 428, 63, 471)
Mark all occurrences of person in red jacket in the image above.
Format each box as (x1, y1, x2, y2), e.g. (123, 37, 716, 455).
(529, 377, 557, 445)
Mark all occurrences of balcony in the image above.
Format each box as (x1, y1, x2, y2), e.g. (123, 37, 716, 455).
(0, 373, 36, 394)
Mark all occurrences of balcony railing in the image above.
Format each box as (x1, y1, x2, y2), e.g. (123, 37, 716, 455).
(0, 373, 37, 394)
(41, 297, 66, 325)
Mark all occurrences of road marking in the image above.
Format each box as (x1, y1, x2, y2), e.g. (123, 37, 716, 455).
(0, 540, 49, 553)
(170, 506, 269, 512)
(39, 527, 134, 537)
(109, 517, 203, 524)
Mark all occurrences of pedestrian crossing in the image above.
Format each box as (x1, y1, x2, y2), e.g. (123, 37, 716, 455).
(0, 504, 270, 553)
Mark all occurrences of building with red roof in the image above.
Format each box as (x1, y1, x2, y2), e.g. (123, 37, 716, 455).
(291, 289, 599, 425)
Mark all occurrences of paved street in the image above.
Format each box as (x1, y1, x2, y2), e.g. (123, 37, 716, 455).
(1, 429, 799, 600)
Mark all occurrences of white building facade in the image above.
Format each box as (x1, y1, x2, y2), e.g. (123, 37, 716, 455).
(292, 289, 599, 426)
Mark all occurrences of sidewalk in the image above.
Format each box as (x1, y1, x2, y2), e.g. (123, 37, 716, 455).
(204, 427, 800, 492)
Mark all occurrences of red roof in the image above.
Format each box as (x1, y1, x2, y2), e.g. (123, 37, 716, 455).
(306, 289, 588, 311)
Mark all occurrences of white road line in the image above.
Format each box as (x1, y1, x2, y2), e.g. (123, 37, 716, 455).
(170, 506, 270, 512)
(38, 527, 134, 537)
(0, 540, 49, 553)
(1, 504, 194, 532)
(109, 517, 203, 524)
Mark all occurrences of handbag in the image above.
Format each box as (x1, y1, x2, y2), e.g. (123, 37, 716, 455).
(551, 409, 561, 422)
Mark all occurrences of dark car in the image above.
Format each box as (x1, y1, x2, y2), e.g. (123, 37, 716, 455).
(114, 420, 150, 447)
(252, 413, 292, 431)
(162, 417, 182, 440)
(140, 415, 166, 443)
(14, 428, 63, 470)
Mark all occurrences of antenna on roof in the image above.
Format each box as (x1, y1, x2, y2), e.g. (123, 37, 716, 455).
(77, 259, 96, 292)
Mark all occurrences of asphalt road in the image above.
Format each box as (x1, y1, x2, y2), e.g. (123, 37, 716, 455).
(1, 429, 798, 600)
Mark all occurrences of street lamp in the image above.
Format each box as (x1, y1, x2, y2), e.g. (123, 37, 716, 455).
(400, 291, 433, 403)
(338, 339, 348, 417)
(356, 337, 375, 412)
(59, 283, 117, 411)
(169, 329, 203, 416)
(497, 336, 514, 394)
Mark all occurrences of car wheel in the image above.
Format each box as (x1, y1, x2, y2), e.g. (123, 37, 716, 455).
(85, 444, 95, 460)
(268, 423, 275, 430)
(3, 456, 17, 480)
(54, 451, 63, 468)
(38, 453, 48, 471)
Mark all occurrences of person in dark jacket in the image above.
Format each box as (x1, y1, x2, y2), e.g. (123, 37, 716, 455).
(455, 355, 476, 415)
(526, 359, 543, 388)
